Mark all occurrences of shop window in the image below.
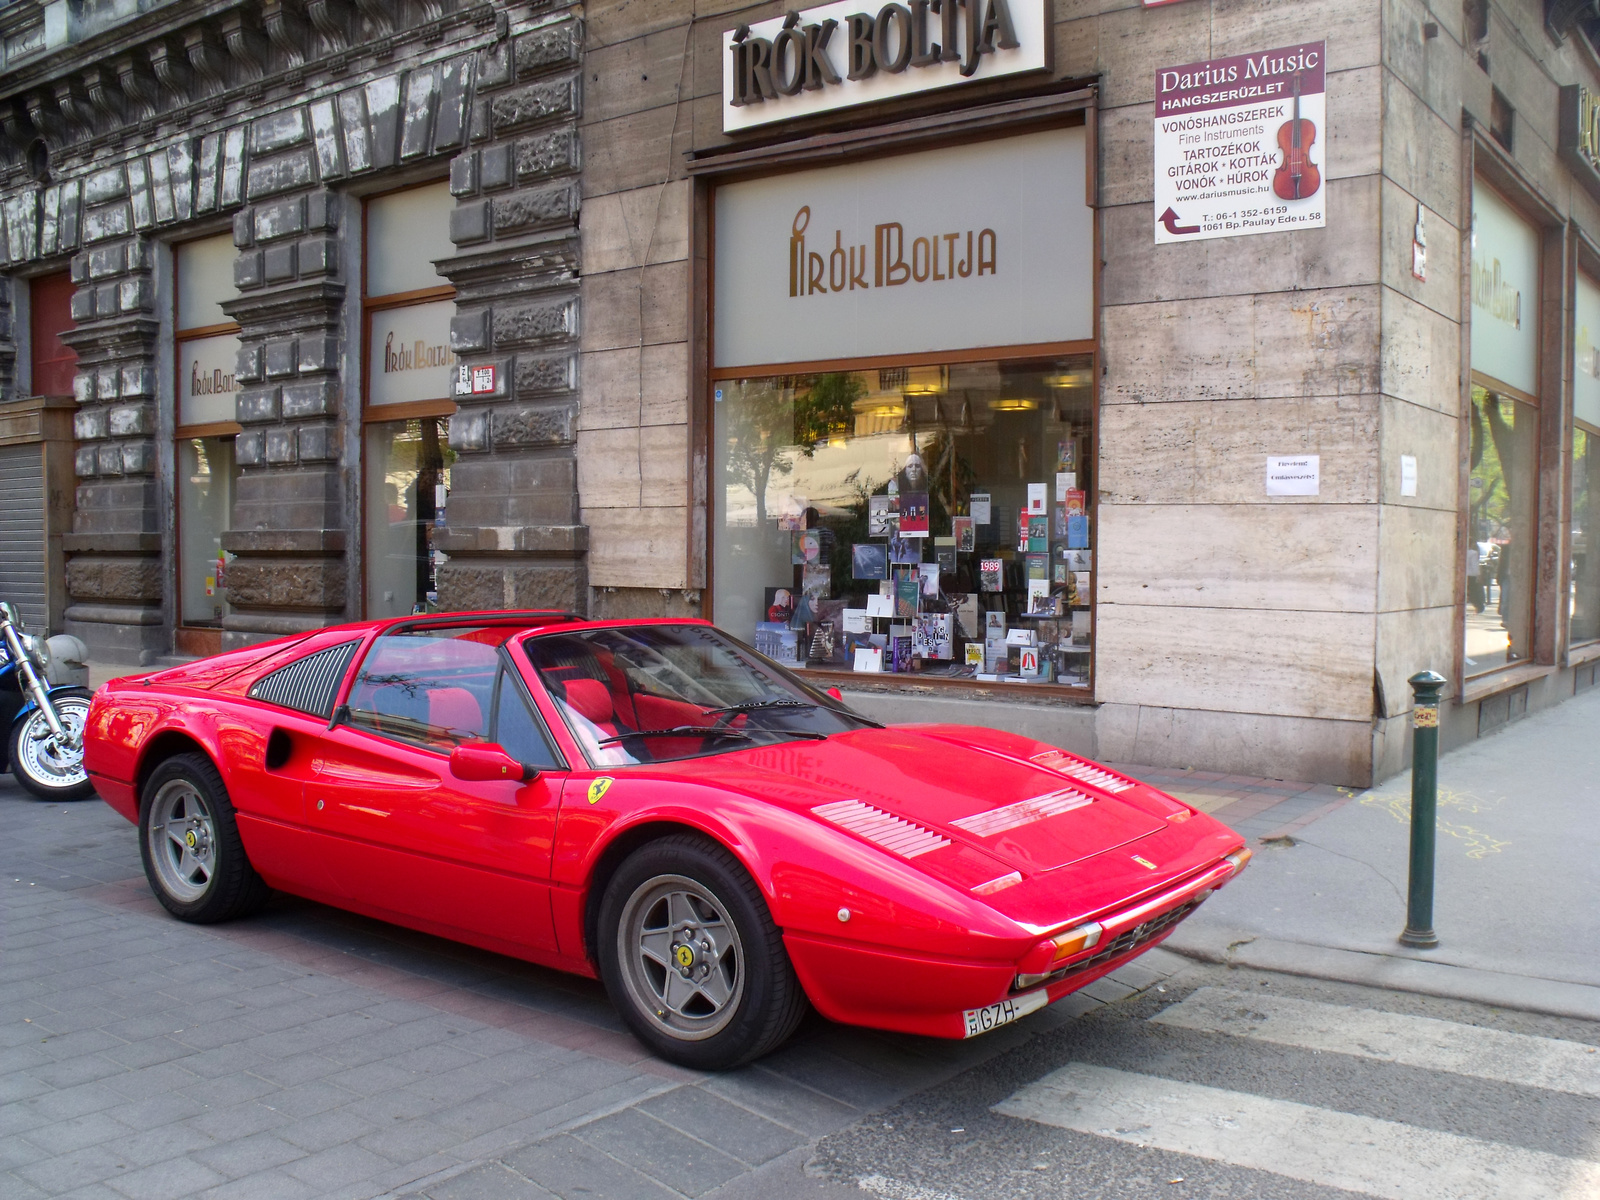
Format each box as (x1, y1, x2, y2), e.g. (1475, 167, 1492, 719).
(29, 272, 76, 398)
(712, 355, 1094, 687)
(1464, 178, 1541, 679)
(1465, 387, 1536, 674)
(174, 234, 242, 629)
(362, 181, 457, 618)
(1571, 272, 1600, 645)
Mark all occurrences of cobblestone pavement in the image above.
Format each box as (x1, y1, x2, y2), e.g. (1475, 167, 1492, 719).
(0, 781, 1190, 1200)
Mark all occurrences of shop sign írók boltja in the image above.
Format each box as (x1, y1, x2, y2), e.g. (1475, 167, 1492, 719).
(1153, 41, 1327, 244)
(723, 0, 1049, 132)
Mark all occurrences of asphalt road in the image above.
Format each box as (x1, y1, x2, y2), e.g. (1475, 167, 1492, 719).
(5, 779, 1598, 1200)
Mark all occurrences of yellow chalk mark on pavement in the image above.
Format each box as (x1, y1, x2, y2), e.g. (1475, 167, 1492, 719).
(1358, 786, 1510, 859)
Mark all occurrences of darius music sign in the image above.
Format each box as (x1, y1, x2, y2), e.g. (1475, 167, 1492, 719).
(1152, 41, 1327, 244)
(722, 0, 1048, 132)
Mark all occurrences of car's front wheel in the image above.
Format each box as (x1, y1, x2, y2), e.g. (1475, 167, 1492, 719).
(139, 753, 270, 924)
(598, 835, 808, 1069)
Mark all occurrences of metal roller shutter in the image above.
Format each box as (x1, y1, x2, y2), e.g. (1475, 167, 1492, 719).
(0, 444, 47, 633)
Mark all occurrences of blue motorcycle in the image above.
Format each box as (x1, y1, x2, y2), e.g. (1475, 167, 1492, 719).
(0, 602, 93, 801)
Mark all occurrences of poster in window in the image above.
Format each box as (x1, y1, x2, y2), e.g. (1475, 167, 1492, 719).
(868, 495, 897, 536)
(899, 492, 930, 536)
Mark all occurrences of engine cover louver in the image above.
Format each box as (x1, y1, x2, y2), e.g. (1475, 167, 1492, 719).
(249, 641, 361, 720)
(951, 787, 1094, 838)
(812, 799, 950, 859)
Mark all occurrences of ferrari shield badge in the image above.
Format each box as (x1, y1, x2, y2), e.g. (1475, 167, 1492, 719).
(587, 777, 614, 805)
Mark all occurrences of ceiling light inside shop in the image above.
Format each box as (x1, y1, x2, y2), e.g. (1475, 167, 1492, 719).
(1045, 370, 1093, 389)
(990, 398, 1038, 412)
(902, 366, 948, 395)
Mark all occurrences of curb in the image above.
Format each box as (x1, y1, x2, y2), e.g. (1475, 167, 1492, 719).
(1163, 928, 1600, 1023)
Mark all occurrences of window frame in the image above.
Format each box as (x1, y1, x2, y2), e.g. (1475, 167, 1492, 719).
(1457, 145, 1566, 699)
(172, 233, 244, 637)
(706, 343, 1099, 700)
(360, 179, 458, 619)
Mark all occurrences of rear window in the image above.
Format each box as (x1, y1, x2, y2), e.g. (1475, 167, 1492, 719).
(248, 641, 361, 719)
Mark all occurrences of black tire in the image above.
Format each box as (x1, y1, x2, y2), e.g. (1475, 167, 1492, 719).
(597, 835, 808, 1070)
(138, 752, 270, 923)
(10, 686, 94, 801)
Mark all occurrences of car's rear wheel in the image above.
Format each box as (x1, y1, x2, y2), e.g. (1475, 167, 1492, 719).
(139, 753, 269, 924)
(598, 835, 808, 1069)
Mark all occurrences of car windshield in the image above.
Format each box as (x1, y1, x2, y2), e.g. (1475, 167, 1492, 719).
(521, 624, 876, 767)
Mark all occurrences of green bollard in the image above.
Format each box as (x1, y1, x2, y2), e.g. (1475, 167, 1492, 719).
(1399, 670, 1447, 949)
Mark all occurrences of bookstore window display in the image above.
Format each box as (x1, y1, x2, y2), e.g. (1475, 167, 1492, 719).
(712, 355, 1094, 687)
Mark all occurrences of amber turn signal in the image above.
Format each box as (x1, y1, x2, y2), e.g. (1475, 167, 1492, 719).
(1224, 847, 1252, 875)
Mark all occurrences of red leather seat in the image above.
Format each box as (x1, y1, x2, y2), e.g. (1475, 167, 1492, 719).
(563, 678, 624, 740)
(428, 687, 484, 736)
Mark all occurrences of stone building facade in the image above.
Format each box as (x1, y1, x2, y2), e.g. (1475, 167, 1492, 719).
(4, 0, 1600, 787)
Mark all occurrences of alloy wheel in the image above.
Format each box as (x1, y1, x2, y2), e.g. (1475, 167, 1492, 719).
(617, 874, 746, 1042)
(148, 779, 217, 903)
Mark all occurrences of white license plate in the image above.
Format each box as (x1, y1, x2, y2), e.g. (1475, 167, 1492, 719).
(962, 989, 1048, 1038)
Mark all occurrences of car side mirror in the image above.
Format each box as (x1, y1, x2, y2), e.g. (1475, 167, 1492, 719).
(450, 742, 536, 783)
(825, 687, 843, 701)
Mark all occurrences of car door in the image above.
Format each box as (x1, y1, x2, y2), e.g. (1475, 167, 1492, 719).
(303, 630, 567, 955)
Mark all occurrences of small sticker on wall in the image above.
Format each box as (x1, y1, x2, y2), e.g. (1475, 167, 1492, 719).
(471, 365, 496, 394)
(1400, 455, 1418, 497)
(1266, 455, 1320, 497)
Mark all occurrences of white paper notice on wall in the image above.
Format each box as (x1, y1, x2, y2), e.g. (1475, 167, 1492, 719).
(1400, 455, 1418, 497)
(1266, 455, 1320, 496)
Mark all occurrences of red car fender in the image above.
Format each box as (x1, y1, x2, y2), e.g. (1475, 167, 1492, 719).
(555, 776, 1040, 967)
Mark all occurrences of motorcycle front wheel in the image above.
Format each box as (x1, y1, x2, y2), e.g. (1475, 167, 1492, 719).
(11, 686, 94, 801)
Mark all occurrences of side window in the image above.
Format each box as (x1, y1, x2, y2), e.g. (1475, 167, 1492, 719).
(492, 667, 562, 770)
(345, 631, 497, 751)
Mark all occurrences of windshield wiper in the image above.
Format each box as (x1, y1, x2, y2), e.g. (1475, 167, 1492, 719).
(704, 699, 818, 715)
(596, 726, 751, 746)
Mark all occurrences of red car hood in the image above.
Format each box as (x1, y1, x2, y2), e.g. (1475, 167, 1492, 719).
(676, 727, 1167, 884)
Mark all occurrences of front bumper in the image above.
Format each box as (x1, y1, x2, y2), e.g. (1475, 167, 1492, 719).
(784, 851, 1244, 1039)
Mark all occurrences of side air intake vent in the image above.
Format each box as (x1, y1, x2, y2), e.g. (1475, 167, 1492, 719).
(249, 641, 361, 719)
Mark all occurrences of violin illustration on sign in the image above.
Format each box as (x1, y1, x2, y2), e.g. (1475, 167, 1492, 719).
(1272, 71, 1321, 201)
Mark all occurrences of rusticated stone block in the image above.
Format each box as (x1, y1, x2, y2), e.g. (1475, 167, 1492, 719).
(225, 559, 347, 610)
(84, 168, 128, 204)
(477, 42, 511, 90)
(235, 250, 264, 288)
(299, 237, 337, 277)
(481, 144, 512, 190)
(265, 339, 298, 378)
(95, 445, 122, 475)
(282, 380, 337, 418)
(451, 153, 477, 195)
(494, 404, 573, 447)
(515, 353, 576, 394)
(450, 201, 490, 245)
(117, 277, 152, 312)
(120, 364, 154, 397)
(97, 366, 118, 399)
(448, 409, 489, 451)
(74, 409, 107, 440)
(82, 203, 131, 243)
(236, 343, 264, 383)
(74, 447, 97, 477)
(516, 130, 579, 181)
(236, 429, 265, 465)
(436, 561, 584, 613)
(265, 428, 296, 463)
(254, 195, 306, 241)
(491, 298, 576, 347)
(297, 423, 339, 462)
(66, 556, 163, 602)
(87, 244, 125, 278)
(489, 78, 578, 135)
(515, 22, 579, 77)
(120, 441, 155, 474)
(263, 243, 297, 282)
(451, 309, 490, 352)
(108, 405, 151, 436)
(238, 386, 280, 422)
(247, 149, 318, 199)
(492, 183, 577, 235)
(251, 108, 310, 155)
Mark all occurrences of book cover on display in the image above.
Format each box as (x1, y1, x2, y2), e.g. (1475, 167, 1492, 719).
(755, 622, 800, 664)
(969, 493, 991, 524)
(890, 634, 913, 673)
(801, 564, 830, 602)
(935, 545, 957, 574)
(1028, 515, 1049, 552)
(1065, 488, 1086, 516)
(952, 516, 975, 552)
(918, 563, 941, 598)
(1053, 502, 1067, 539)
(1027, 482, 1047, 514)
(895, 576, 919, 618)
(899, 491, 930, 536)
(952, 594, 981, 640)
(888, 536, 922, 565)
(1066, 513, 1089, 548)
(763, 587, 794, 624)
(1064, 547, 1092, 573)
(868, 494, 897, 536)
(979, 559, 1003, 591)
(853, 646, 883, 673)
(965, 642, 984, 666)
(1017, 510, 1030, 552)
(913, 613, 953, 660)
(852, 543, 888, 580)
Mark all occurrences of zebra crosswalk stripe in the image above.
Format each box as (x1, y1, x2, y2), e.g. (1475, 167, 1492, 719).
(994, 1063, 1600, 1200)
(1151, 986, 1600, 1098)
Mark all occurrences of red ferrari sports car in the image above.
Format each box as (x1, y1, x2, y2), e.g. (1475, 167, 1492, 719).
(85, 611, 1248, 1068)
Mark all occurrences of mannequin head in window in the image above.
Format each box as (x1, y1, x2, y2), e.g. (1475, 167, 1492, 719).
(896, 453, 929, 493)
